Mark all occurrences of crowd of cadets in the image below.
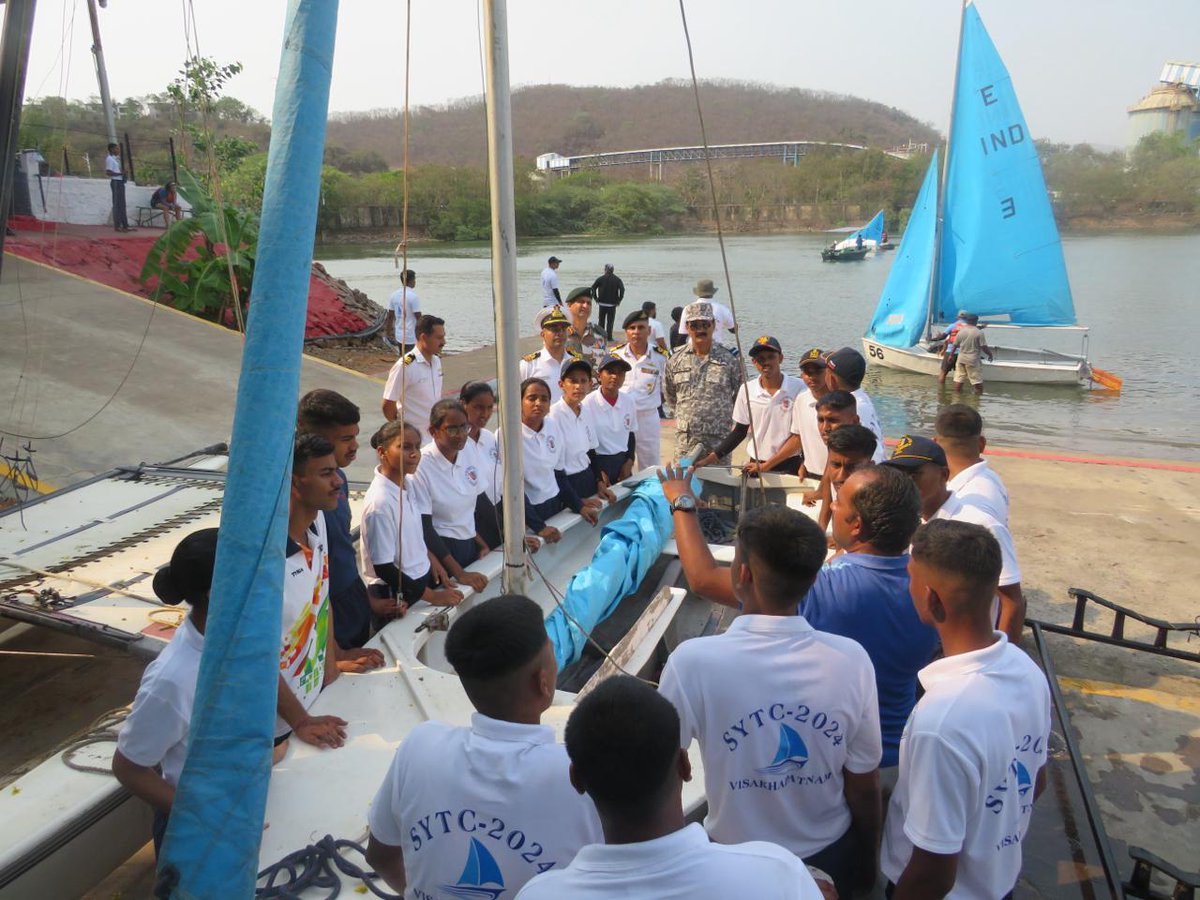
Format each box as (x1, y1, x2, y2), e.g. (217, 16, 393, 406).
(113, 271, 1048, 899)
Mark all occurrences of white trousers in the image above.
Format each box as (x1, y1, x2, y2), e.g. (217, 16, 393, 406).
(635, 406, 661, 471)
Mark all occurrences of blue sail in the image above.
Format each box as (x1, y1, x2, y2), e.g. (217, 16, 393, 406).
(545, 477, 675, 669)
(836, 209, 885, 249)
(866, 151, 938, 347)
(935, 4, 1075, 326)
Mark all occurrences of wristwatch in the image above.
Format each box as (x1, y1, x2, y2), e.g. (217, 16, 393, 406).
(670, 494, 698, 514)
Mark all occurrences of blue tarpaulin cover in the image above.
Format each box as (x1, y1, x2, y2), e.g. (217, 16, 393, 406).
(545, 477, 675, 669)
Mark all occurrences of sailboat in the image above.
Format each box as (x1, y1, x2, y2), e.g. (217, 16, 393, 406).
(820, 209, 884, 262)
(862, 2, 1096, 386)
(0, 1, 804, 895)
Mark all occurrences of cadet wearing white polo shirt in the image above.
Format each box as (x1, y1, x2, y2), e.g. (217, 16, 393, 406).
(824, 347, 885, 452)
(658, 503, 882, 898)
(548, 357, 603, 514)
(936, 404, 1010, 524)
(612, 308, 667, 471)
(518, 377, 598, 541)
(382, 314, 446, 442)
(882, 520, 1050, 900)
(113, 528, 218, 856)
(581, 353, 638, 487)
(367, 595, 602, 897)
(742, 347, 830, 478)
(415, 399, 491, 595)
(882, 435, 1025, 643)
(520, 305, 577, 405)
(698, 336, 805, 474)
(516, 676, 829, 900)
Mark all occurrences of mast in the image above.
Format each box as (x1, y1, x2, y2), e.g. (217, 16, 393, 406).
(155, 1, 339, 894)
(85, 0, 117, 146)
(481, 0, 527, 593)
(0, 0, 37, 276)
(926, 0, 968, 340)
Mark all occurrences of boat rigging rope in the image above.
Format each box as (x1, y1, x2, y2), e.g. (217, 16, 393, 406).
(255, 834, 400, 899)
(1, 705, 130, 788)
(0, 4, 160, 444)
(61, 707, 130, 775)
(0, 558, 162, 604)
(392, 0, 414, 579)
(676, 0, 767, 489)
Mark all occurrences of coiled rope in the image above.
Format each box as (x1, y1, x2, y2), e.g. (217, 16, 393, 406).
(255, 834, 400, 899)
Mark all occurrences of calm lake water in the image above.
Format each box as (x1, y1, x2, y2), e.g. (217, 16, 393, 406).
(316, 232, 1200, 461)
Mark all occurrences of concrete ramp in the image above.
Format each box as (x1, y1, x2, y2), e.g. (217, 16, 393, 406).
(0, 256, 385, 488)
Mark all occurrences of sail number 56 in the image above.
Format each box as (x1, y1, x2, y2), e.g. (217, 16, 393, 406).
(868, 345, 885, 360)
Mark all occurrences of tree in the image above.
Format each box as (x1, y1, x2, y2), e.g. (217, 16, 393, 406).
(140, 168, 257, 325)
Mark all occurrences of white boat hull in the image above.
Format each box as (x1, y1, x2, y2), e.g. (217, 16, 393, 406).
(862, 338, 1089, 385)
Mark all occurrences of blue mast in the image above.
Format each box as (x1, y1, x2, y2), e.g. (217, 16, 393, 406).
(156, 1, 339, 895)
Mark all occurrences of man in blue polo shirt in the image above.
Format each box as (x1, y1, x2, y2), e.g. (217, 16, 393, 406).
(800, 465, 936, 772)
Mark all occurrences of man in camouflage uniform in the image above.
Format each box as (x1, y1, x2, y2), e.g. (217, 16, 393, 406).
(563, 286, 609, 369)
(664, 301, 743, 464)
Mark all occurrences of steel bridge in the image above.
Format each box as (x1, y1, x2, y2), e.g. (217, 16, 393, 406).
(536, 140, 925, 179)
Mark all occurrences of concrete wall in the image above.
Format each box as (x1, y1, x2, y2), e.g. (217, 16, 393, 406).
(20, 150, 189, 226)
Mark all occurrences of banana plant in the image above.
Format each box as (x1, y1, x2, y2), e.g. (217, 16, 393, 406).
(139, 168, 258, 322)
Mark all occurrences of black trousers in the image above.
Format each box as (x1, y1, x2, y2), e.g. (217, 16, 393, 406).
(804, 825, 859, 900)
(597, 304, 617, 340)
(110, 179, 129, 229)
(441, 534, 480, 569)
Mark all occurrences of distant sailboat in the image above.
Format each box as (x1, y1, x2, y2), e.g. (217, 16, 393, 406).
(442, 837, 507, 900)
(821, 210, 883, 262)
(757, 724, 810, 775)
(835, 209, 886, 251)
(862, 1, 1099, 386)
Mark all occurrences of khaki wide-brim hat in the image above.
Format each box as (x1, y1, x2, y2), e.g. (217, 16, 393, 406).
(692, 278, 718, 298)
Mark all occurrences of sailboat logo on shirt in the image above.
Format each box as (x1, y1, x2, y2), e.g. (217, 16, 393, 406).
(442, 837, 506, 899)
(1013, 760, 1033, 798)
(756, 723, 810, 775)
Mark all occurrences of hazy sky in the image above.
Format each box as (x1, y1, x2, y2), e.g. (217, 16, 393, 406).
(24, 0, 1200, 150)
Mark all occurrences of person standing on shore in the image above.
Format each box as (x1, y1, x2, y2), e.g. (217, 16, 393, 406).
(668, 306, 687, 351)
(664, 301, 743, 464)
(541, 255, 563, 307)
(564, 286, 609, 367)
(385, 269, 420, 355)
(935, 404, 1010, 524)
(696, 336, 805, 474)
(953, 314, 994, 395)
(591, 263, 625, 339)
(612, 308, 668, 470)
(882, 435, 1025, 643)
(521, 306, 579, 405)
(381, 314, 446, 443)
(882, 519, 1050, 900)
(642, 301, 670, 354)
(824, 347, 884, 452)
(105, 142, 132, 233)
(690, 279, 737, 349)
